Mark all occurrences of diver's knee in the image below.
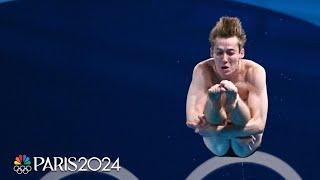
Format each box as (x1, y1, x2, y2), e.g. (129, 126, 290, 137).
(231, 138, 259, 157)
(203, 137, 229, 156)
(232, 149, 252, 157)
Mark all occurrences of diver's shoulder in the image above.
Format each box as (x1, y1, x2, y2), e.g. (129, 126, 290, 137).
(243, 59, 265, 73)
(193, 58, 213, 71)
(196, 58, 213, 66)
(243, 59, 266, 82)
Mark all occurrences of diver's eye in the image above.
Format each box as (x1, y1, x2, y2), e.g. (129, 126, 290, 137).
(226, 49, 236, 56)
(226, 51, 235, 56)
(216, 51, 223, 56)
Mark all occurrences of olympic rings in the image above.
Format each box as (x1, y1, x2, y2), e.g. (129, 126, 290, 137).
(13, 165, 32, 174)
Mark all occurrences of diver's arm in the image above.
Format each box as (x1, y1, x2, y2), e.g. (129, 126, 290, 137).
(198, 66, 268, 138)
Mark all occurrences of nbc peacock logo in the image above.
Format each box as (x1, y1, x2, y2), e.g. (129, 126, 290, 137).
(13, 154, 32, 174)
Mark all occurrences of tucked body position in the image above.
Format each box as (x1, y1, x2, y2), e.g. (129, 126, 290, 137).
(186, 16, 268, 157)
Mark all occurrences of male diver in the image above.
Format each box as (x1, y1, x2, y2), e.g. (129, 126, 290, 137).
(186, 16, 268, 157)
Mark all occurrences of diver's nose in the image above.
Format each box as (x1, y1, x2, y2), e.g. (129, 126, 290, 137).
(222, 53, 228, 63)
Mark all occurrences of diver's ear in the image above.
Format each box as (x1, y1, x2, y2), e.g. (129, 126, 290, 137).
(210, 46, 214, 57)
(240, 48, 245, 58)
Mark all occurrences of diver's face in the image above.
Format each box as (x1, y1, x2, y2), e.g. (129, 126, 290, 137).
(211, 36, 244, 79)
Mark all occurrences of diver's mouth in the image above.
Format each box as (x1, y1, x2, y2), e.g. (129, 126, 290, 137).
(221, 66, 229, 69)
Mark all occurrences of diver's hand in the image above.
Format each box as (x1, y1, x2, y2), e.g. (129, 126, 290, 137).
(187, 114, 217, 137)
(186, 114, 208, 130)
